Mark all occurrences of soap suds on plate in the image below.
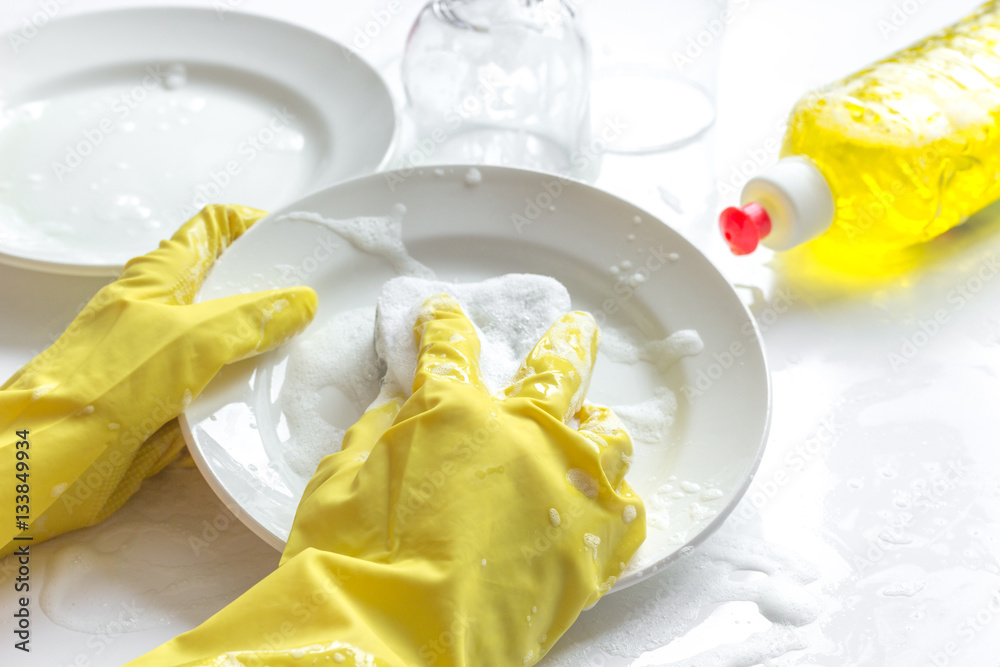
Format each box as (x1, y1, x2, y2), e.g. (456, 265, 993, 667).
(601, 326, 704, 374)
(280, 307, 382, 477)
(610, 387, 678, 446)
(376, 274, 572, 397)
(277, 210, 433, 279)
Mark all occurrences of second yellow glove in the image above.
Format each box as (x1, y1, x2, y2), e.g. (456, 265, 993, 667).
(0, 205, 317, 554)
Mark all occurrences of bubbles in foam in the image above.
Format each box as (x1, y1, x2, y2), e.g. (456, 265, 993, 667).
(541, 525, 822, 666)
(567, 468, 599, 498)
(376, 274, 572, 398)
(880, 579, 926, 597)
(611, 387, 677, 446)
(601, 327, 704, 374)
(280, 307, 382, 477)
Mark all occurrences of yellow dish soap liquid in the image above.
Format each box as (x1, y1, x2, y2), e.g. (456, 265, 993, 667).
(719, 1, 1000, 268)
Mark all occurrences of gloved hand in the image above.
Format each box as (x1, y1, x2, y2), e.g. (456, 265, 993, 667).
(127, 295, 645, 667)
(0, 205, 317, 555)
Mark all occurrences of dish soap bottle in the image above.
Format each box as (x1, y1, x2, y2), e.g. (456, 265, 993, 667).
(719, 2, 1000, 265)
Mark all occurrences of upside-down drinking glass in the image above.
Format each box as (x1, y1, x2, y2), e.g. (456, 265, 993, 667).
(401, 0, 591, 177)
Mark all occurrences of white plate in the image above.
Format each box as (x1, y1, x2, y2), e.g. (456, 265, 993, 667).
(181, 165, 771, 590)
(0, 7, 397, 276)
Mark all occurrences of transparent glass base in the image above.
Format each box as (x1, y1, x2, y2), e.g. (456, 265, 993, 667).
(591, 64, 717, 154)
(424, 126, 575, 172)
(391, 113, 601, 181)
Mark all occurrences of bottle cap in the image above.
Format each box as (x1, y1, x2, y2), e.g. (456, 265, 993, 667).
(718, 156, 835, 254)
(720, 203, 771, 255)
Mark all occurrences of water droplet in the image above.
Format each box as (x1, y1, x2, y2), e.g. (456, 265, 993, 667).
(464, 168, 482, 185)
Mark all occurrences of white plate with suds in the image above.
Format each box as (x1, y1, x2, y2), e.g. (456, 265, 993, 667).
(181, 165, 771, 591)
(0, 7, 397, 276)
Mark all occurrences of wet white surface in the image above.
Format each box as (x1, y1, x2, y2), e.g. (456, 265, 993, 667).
(2, 0, 1000, 665)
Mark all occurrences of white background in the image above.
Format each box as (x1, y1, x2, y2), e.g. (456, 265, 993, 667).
(2, 0, 1000, 665)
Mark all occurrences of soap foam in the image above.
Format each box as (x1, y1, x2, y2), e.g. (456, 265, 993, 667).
(375, 274, 572, 397)
(277, 210, 434, 279)
(539, 524, 822, 666)
(611, 387, 678, 446)
(280, 307, 382, 477)
(601, 326, 704, 374)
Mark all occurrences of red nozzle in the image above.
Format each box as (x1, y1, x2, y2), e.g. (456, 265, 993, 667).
(719, 202, 772, 255)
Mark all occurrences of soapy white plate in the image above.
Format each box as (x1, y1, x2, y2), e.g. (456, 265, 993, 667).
(0, 7, 397, 276)
(181, 166, 771, 590)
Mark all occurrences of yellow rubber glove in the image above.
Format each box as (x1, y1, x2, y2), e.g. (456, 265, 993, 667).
(0, 205, 317, 555)
(127, 295, 645, 667)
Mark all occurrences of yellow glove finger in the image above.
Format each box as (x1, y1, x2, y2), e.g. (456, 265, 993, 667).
(411, 295, 487, 393)
(186, 287, 318, 363)
(504, 311, 599, 421)
(118, 204, 267, 305)
(576, 404, 634, 492)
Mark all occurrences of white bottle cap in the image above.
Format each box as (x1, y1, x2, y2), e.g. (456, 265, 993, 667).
(719, 156, 835, 255)
(740, 156, 835, 251)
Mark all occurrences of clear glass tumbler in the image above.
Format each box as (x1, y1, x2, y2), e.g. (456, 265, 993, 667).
(400, 0, 591, 176)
